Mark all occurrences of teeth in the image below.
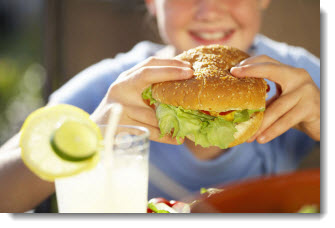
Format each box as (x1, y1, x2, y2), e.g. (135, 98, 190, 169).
(194, 31, 229, 40)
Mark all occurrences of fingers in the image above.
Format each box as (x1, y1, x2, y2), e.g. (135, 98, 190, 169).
(125, 106, 158, 128)
(135, 66, 194, 90)
(231, 62, 292, 88)
(119, 105, 182, 145)
(237, 55, 281, 66)
(125, 57, 192, 76)
(265, 83, 282, 106)
(247, 88, 303, 143)
(230, 56, 319, 143)
(108, 65, 193, 108)
(254, 104, 306, 144)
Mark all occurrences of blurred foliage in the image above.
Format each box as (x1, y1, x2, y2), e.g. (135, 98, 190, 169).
(0, 3, 45, 145)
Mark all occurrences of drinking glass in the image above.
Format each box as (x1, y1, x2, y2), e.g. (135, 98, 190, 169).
(55, 125, 150, 213)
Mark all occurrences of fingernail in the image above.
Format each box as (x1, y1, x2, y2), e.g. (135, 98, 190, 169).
(230, 66, 241, 74)
(257, 135, 266, 144)
(183, 68, 194, 76)
(183, 61, 192, 66)
(247, 136, 255, 143)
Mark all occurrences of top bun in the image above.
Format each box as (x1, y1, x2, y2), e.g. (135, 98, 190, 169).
(152, 45, 267, 111)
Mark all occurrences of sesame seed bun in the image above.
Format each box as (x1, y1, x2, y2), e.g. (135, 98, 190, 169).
(151, 44, 267, 148)
(152, 45, 267, 111)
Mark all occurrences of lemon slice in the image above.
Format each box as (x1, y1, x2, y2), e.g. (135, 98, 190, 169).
(20, 104, 103, 182)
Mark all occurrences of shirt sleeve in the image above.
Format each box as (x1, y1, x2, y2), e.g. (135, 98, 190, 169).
(48, 41, 162, 114)
(48, 59, 122, 114)
(286, 46, 320, 88)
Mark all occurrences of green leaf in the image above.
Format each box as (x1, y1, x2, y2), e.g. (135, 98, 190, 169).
(203, 117, 237, 149)
(147, 202, 171, 213)
(156, 104, 180, 137)
(200, 188, 224, 196)
(156, 104, 235, 149)
(297, 205, 319, 213)
(247, 107, 265, 115)
(148, 202, 158, 212)
(155, 103, 265, 149)
(200, 188, 208, 194)
(233, 109, 249, 123)
(142, 86, 156, 105)
(233, 108, 265, 123)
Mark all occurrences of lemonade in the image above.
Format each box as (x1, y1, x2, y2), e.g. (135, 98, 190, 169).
(19, 104, 150, 213)
(55, 150, 148, 212)
(55, 125, 149, 213)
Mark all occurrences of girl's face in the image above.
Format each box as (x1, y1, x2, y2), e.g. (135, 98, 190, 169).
(146, 0, 270, 54)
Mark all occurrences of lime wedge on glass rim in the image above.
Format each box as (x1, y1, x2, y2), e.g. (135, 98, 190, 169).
(51, 121, 99, 162)
(20, 104, 103, 182)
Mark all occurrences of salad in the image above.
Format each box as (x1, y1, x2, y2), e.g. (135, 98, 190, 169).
(147, 188, 224, 213)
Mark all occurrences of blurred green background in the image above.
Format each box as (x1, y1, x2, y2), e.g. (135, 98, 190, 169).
(0, 0, 45, 145)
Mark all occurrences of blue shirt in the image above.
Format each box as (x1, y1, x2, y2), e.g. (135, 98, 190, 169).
(49, 34, 320, 200)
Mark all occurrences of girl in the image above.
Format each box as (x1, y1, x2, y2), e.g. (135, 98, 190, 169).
(0, 0, 320, 212)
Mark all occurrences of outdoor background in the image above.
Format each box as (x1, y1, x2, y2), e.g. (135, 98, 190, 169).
(0, 0, 320, 167)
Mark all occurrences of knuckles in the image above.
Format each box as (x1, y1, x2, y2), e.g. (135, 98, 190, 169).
(256, 54, 273, 62)
(106, 83, 121, 102)
(146, 56, 158, 64)
(294, 67, 309, 79)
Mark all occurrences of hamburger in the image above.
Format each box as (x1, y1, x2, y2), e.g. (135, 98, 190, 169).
(142, 44, 267, 149)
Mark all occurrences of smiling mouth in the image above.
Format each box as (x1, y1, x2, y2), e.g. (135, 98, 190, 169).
(189, 29, 235, 43)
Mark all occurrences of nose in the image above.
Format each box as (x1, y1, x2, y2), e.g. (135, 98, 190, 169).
(195, 0, 228, 22)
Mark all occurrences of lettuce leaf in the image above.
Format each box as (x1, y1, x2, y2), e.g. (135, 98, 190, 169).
(147, 202, 170, 213)
(233, 109, 249, 123)
(142, 86, 156, 105)
(156, 104, 237, 149)
(200, 187, 224, 196)
(248, 108, 265, 115)
(142, 86, 265, 149)
(233, 108, 265, 123)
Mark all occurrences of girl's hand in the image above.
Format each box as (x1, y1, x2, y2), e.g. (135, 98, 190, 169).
(91, 57, 194, 145)
(230, 55, 320, 144)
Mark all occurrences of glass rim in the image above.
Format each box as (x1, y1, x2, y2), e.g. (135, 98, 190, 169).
(98, 124, 150, 143)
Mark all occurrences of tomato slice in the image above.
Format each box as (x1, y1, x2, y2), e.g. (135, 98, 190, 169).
(147, 197, 186, 213)
(200, 110, 234, 117)
(200, 110, 211, 115)
(149, 197, 172, 206)
(219, 110, 233, 116)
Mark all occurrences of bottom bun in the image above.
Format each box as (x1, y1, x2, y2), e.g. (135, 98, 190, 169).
(186, 112, 264, 149)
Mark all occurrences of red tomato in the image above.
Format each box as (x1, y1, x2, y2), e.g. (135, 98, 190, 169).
(147, 208, 154, 213)
(169, 200, 180, 207)
(219, 110, 233, 116)
(200, 110, 211, 116)
(149, 197, 172, 206)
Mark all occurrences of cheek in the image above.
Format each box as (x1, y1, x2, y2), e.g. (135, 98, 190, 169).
(164, 2, 194, 31)
(231, 4, 262, 49)
(233, 6, 262, 32)
(158, 3, 195, 45)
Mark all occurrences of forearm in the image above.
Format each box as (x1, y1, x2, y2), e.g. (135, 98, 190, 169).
(0, 134, 55, 212)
